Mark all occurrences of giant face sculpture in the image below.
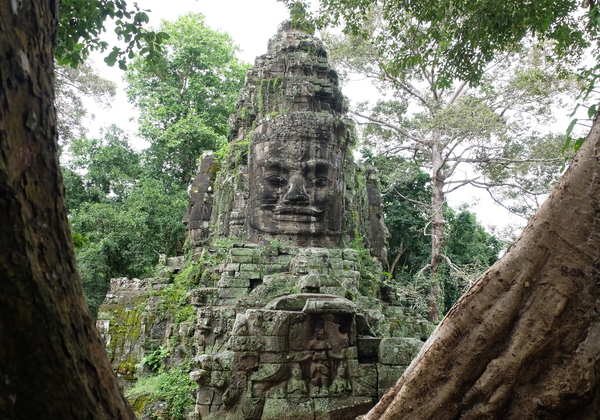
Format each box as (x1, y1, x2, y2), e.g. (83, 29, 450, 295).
(248, 115, 345, 245)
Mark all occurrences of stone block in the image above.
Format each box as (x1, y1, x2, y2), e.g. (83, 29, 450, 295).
(230, 248, 260, 256)
(347, 361, 377, 397)
(228, 335, 265, 352)
(342, 260, 359, 270)
(279, 246, 299, 256)
(329, 259, 344, 270)
(217, 276, 250, 288)
(263, 263, 290, 274)
(259, 352, 288, 364)
(223, 263, 240, 272)
(328, 249, 343, 258)
(357, 337, 381, 361)
(235, 351, 259, 371)
(239, 263, 261, 272)
(313, 396, 374, 420)
(218, 298, 239, 307)
(378, 337, 423, 365)
(320, 287, 347, 297)
(276, 254, 294, 264)
(218, 287, 249, 299)
(194, 352, 234, 371)
(302, 296, 357, 314)
(229, 255, 254, 264)
(342, 249, 360, 261)
(291, 260, 309, 274)
(377, 364, 406, 399)
(339, 276, 359, 291)
(264, 381, 287, 398)
(261, 335, 288, 352)
(255, 310, 292, 336)
(307, 247, 331, 257)
(261, 398, 314, 420)
(195, 386, 216, 405)
(241, 271, 262, 279)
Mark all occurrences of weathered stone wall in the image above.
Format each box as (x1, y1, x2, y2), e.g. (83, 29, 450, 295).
(96, 260, 195, 389)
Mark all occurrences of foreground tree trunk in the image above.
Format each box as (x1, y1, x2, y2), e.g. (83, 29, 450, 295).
(365, 112, 600, 419)
(0, 1, 135, 418)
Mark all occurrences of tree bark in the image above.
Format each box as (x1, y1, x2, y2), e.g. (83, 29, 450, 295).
(429, 140, 445, 322)
(0, 1, 135, 418)
(364, 112, 600, 419)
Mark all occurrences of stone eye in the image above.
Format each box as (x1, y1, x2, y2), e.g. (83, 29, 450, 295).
(266, 175, 287, 186)
(312, 177, 329, 188)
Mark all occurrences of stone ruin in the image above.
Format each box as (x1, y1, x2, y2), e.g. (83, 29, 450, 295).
(97, 21, 426, 420)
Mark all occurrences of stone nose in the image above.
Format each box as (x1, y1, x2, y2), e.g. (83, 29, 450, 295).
(283, 174, 309, 203)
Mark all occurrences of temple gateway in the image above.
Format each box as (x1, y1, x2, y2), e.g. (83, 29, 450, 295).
(97, 21, 426, 420)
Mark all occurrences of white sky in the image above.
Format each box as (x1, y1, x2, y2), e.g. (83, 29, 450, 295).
(85, 0, 553, 239)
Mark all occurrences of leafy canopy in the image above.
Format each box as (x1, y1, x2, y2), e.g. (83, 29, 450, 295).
(63, 126, 189, 315)
(57, 0, 170, 68)
(282, 0, 597, 87)
(125, 13, 249, 185)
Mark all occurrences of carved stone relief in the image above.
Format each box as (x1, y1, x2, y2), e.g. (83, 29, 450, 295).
(247, 114, 347, 247)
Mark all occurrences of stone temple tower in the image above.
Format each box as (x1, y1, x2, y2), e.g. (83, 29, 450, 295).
(96, 20, 425, 420)
(181, 21, 423, 420)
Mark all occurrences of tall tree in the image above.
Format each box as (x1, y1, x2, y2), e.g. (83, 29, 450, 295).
(125, 13, 248, 186)
(365, 108, 600, 420)
(367, 154, 501, 317)
(0, 0, 135, 417)
(323, 12, 573, 320)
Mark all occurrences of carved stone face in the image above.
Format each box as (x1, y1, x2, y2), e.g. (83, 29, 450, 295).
(248, 118, 344, 244)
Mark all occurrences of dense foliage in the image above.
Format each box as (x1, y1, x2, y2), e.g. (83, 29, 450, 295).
(61, 15, 246, 316)
(125, 13, 249, 186)
(63, 126, 189, 313)
(282, 0, 598, 88)
(56, 0, 170, 68)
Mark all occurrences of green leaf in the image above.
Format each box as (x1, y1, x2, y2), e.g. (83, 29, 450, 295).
(561, 136, 572, 155)
(566, 118, 577, 137)
(574, 137, 585, 151)
(104, 55, 117, 66)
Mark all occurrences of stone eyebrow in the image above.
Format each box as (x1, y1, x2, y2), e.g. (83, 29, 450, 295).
(303, 159, 334, 171)
(257, 157, 284, 167)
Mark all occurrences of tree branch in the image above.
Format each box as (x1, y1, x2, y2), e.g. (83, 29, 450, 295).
(448, 80, 469, 105)
(390, 241, 405, 277)
(388, 186, 429, 207)
(351, 111, 426, 144)
(381, 67, 431, 111)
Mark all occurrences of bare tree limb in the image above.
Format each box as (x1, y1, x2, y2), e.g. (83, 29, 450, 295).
(390, 241, 405, 277)
(448, 80, 469, 105)
(351, 111, 426, 144)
